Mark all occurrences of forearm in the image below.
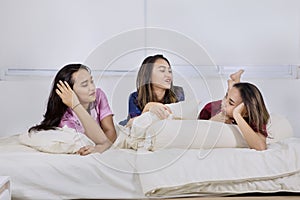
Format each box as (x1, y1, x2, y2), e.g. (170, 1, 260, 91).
(73, 104, 110, 145)
(105, 129, 117, 143)
(234, 114, 266, 151)
(94, 142, 112, 153)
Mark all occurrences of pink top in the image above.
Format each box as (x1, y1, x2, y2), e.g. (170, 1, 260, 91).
(59, 88, 113, 134)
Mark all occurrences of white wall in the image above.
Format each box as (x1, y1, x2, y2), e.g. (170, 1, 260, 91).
(0, 0, 300, 137)
(0, 0, 145, 69)
(0, 75, 300, 137)
(0, 0, 299, 70)
(147, 0, 300, 66)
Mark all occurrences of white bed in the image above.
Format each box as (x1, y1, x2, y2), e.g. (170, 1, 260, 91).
(1, 117, 300, 199)
(0, 135, 144, 199)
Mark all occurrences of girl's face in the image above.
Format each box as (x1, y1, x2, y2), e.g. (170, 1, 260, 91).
(72, 69, 96, 105)
(151, 58, 173, 90)
(222, 87, 243, 118)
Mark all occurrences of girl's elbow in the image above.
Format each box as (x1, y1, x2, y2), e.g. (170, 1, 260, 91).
(107, 129, 117, 143)
(252, 142, 267, 151)
(111, 131, 117, 142)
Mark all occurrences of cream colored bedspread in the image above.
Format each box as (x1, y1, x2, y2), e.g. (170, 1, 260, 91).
(0, 135, 144, 200)
(1, 134, 300, 199)
(136, 137, 300, 197)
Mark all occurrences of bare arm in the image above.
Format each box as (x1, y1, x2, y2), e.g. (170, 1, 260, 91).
(76, 114, 116, 155)
(56, 81, 116, 146)
(99, 115, 117, 143)
(72, 105, 115, 144)
(233, 103, 267, 151)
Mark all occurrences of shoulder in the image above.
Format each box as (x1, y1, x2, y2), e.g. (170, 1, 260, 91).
(96, 88, 106, 96)
(129, 91, 138, 97)
(209, 100, 222, 107)
(129, 91, 138, 100)
(95, 88, 109, 100)
(202, 100, 222, 110)
(173, 86, 185, 101)
(198, 99, 222, 119)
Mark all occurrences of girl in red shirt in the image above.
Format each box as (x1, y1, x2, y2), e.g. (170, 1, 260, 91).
(198, 70, 270, 151)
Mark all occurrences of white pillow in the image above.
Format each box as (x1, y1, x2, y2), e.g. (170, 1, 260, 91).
(115, 100, 199, 150)
(166, 100, 199, 120)
(145, 113, 294, 151)
(147, 120, 248, 151)
(19, 126, 95, 154)
(266, 113, 294, 144)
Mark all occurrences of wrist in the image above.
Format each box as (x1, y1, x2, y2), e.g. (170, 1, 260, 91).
(233, 112, 242, 121)
(72, 103, 81, 110)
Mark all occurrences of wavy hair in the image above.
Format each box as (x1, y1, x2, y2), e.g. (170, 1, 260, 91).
(136, 54, 178, 110)
(233, 82, 270, 134)
(28, 64, 90, 132)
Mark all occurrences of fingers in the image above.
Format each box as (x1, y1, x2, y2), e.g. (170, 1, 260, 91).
(55, 80, 79, 108)
(77, 146, 94, 156)
(164, 106, 172, 114)
(55, 88, 62, 96)
(150, 105, 170, 120)
(56, 80, 70, 93)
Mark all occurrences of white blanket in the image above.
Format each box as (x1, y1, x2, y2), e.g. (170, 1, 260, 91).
(116, 112, 294, 151)
(0, 135, 143, 200)
(136, 137, 300, 197)
(0, 135, 300, 199)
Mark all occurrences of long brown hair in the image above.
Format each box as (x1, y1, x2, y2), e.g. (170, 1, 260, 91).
(28, 64, 91, 132)
(233, 82, 270, 134)
(136, 54, 178, 110)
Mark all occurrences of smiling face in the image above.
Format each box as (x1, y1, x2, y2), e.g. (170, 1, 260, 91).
(72, 69, 96, 107)
(151, 58, 173, 90)
(222, 87, 243, 118)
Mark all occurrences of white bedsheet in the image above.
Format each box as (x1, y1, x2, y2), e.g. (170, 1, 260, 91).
(0, 135, 144, 200)
(1, 135, 300, 199)
(137, 137, 300, 197)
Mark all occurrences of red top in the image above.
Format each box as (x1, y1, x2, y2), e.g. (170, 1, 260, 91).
(198, 100, 268, 137)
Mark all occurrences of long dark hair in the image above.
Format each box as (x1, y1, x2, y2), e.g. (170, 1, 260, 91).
(233, 82, 270, 135)
(28, 64, 91, 132)
(136, 54, 178, 110)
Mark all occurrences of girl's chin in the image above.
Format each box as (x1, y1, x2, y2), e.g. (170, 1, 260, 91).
(220, 109, 226, 115)
(163, 84, 171, 89)
(152, 83, 171, 90)
(89, 96, 96, 102)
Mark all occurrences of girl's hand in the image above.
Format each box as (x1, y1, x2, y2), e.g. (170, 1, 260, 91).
(149, 103, 172, 120)
(77, 144, 111, 155)
(77, 145, 95, 156)
(126, 118, 134, 128)
(233, 103, 247, 118)
(210, 112, 232, 124)
(55, 80, 80, 109)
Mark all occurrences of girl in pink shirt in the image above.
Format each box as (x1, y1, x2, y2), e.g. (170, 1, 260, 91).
(29, 64, 116, 155)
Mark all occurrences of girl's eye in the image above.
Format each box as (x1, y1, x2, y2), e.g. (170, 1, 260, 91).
(160, 69, 166, 73)
(229, 102, 234, 106)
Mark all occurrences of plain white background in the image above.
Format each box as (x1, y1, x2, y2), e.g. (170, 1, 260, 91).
(0, 0, 299, 137)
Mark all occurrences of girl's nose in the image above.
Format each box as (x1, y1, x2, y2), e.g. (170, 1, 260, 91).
(90, 83, 96, 91)
(165, 71, 172, 78)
